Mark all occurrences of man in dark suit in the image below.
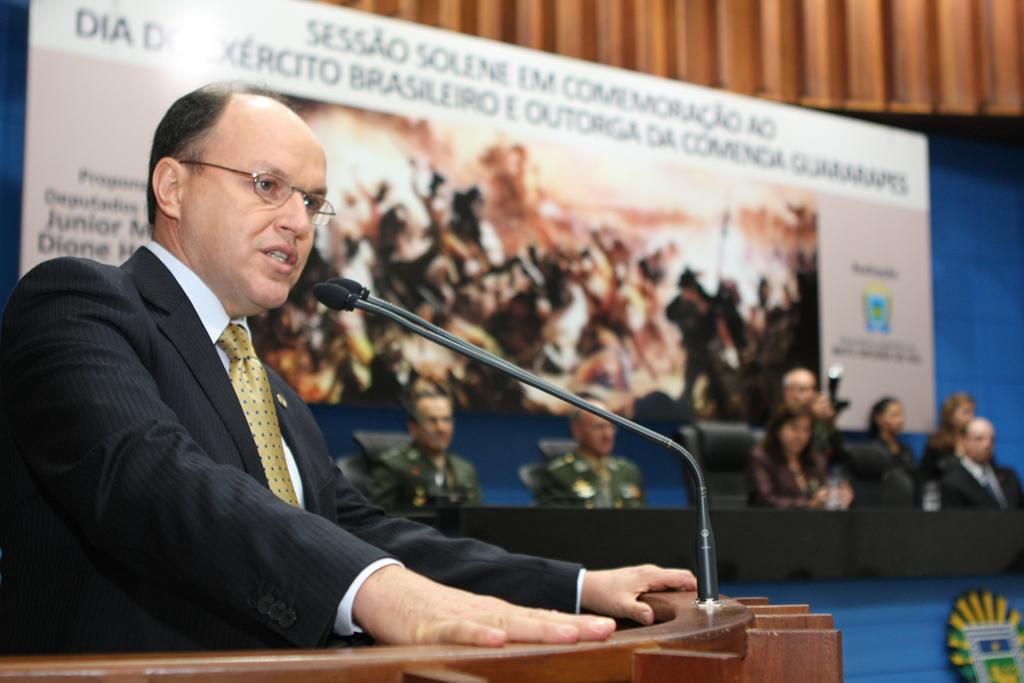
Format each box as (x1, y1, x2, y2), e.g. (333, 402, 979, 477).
(941, 418, 1022, 509)
(0, 83, 694, 654)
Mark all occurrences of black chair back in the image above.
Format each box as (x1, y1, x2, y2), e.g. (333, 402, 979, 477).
(881, 468, 916, 508)
(537, 438, 577, 461)
(847, 442, 917, 508)
(335, 453, 374, 497)
(678, 421, 756, 508)
(518, 462, 545, 500)
(847, 442, 891, 481)
(352, 430, 412, 462)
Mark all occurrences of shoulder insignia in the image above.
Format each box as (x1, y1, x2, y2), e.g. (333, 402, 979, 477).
(550, 455, 573, 470)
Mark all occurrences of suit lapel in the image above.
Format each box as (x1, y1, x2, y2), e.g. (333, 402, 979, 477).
(996, 470, 1019, 508)
(954, 465, 997, 507)
(124, 248, 269, 487)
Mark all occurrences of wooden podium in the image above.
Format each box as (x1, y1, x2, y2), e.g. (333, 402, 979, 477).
(0, 593, 841, 682)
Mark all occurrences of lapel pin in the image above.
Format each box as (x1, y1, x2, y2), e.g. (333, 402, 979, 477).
(275, 393, 288, 409)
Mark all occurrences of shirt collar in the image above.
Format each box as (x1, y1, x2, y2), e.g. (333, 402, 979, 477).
(958, 455, 990, 481)
(143, 241, 249, 342)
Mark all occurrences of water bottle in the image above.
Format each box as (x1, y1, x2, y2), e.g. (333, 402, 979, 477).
(824, 469, 845, 511)
(921, 480, 941, 511)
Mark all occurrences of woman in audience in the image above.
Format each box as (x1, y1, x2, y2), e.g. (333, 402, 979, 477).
(867, 397, 916, 476)
(747, 405, 854, 509)
(920, 392, 975, 480)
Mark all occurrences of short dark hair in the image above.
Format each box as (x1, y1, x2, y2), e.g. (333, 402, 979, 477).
(146, 82, 291, 225)
(401, 379, 452, 422)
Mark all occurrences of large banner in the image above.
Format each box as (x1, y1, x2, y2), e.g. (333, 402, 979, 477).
(22, 0, 935, 429)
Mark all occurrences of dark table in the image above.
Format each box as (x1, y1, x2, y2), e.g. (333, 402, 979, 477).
(456, 507, 1024, 581)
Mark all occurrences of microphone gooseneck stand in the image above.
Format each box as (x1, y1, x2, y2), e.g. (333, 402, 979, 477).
(312, 279, 720, 606)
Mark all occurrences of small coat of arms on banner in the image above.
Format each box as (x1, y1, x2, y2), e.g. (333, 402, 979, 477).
(948, 589, 1024, 682)
(862, 282, 893, 334)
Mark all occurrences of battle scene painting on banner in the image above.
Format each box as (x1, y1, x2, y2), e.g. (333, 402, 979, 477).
(250, 100, 820, 423)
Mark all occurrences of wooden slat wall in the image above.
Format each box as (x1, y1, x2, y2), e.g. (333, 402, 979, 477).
(329, 0, 1024, 116)
(845, 0, 888, 110)
(799, 0, 846, 108)
(890, 0, 938, 113)
(674, 0, 718, 86)
(759, 0, 800, 101)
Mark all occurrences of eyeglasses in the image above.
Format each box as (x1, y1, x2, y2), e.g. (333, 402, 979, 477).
(179, 160, 336, 227)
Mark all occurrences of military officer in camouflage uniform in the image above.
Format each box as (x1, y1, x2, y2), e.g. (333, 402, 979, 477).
(534, 399, 646, 508)
(369, 385, 482, 512)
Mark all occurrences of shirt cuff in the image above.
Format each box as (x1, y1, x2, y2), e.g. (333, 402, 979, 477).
(334, 558, 404, 636)
(575, 568, 586, 614)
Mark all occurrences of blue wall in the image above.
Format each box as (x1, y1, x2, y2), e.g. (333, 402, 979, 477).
(931, 137, 1024, 474)
(0, 0, 26, 307)
(2, 2, 1022, 679)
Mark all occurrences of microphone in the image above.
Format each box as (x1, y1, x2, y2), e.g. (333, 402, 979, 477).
(314, 279, 720, 607)
(826, 364, 851, 414)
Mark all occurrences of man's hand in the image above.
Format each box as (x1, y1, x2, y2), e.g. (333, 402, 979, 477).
(811, 394, 837, 423)
(352, 565, 616, 647)
(581, 565, 697, 626)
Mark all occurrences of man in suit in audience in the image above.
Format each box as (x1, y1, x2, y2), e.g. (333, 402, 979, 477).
(781, 367, 850, 469)
(369, 381, 482, 512)
(534, 398, 646, 508)
(941, 417, 1022, 509)
(0, 83, 694, 655)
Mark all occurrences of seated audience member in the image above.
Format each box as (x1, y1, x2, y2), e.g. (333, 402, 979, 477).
(535, 398, 646, 508)
(780, 367, 850, 470)
(748, 405, 854, 509)
(867, 397, 916, 476)
(941, 418, 1022, 509)
(921, 392, 975, 481)
(369, 382, 482, 512)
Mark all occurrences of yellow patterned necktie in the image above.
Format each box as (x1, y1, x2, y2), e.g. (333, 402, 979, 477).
(217, 323, 299, 506)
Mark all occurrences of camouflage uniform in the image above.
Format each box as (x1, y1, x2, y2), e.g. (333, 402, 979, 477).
(369, 444, 482, 512)
(534, 451, 646, 508)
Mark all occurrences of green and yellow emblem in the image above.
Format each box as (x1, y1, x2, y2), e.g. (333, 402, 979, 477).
(948, 590, 1024, 682)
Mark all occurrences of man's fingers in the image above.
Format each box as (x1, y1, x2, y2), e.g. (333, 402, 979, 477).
(427, 610, 616, 647)
(423, 619, 508, 648)
(501, 611, 615, 643)
(497, 613, 581, 643)
(574, 616, 617, 640)
(645, 569, 697, 592)
(633, 603, 655, 625)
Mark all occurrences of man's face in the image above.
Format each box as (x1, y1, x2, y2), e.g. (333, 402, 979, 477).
(963, 419, 995, 464)
(161, 95, 325, 318)
(783, 370, 817, 410)
(409, 396, 455, 455)
(572, 406, 616, 459)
